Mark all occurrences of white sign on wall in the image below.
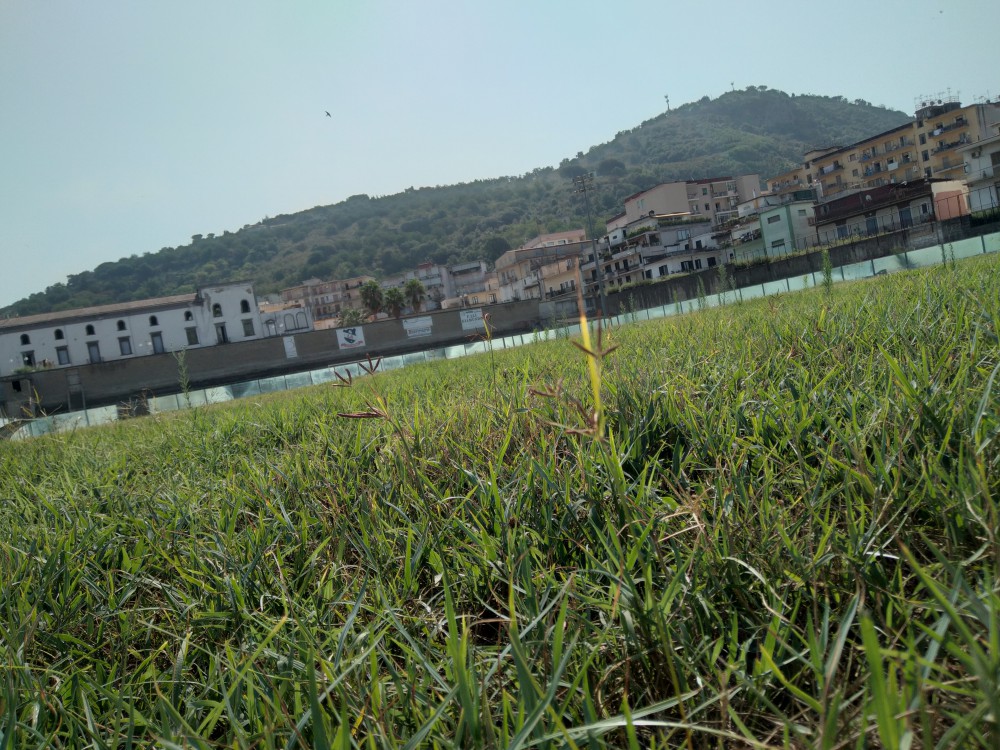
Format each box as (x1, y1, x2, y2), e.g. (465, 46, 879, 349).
(460, 308, 486, 331)
(336, 326, 366, 349)
(282, 336, 298, 359)
(403, 316, 433, 338)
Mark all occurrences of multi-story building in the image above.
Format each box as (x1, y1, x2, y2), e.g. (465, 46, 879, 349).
(489, 232, 589, 303)
(579, 217, 718, 301)
(811, 179, 967, 242)
(957, 124, 1000, 212)
(381, 262, 455, 310)
(609, 175, 762, 231)
(767, 98, 1000, 201)
(280, 275, 374, 322)
(759, 200, 817, 256)
(0, 282, 265, 377)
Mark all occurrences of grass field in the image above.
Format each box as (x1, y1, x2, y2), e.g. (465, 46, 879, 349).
(1, 256, 999, 748)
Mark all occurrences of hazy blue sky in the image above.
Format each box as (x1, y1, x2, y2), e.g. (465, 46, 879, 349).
(1, 0, 995, 308)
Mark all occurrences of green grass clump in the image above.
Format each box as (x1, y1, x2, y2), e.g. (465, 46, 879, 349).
(1, 256, 999, 748)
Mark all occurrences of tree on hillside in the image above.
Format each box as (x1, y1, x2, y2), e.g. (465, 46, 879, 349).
(384, 287, 405, 319)
(404, 278, 426, 312)
(597, 157, 627, 176)
(360, 280, 384, 318)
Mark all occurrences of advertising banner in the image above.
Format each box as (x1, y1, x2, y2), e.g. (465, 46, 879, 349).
(282, 336, 298, 359)
(460, 308, 486, 331)
(403, 316, 433, 338)
(336, 326, 366, 349)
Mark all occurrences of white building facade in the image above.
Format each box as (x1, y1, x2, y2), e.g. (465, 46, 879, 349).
(0, 282, 265, 377)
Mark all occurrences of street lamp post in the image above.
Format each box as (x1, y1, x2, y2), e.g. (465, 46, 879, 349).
(572, 172, 608, 317)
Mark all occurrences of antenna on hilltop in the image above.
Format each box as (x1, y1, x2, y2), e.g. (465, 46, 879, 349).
(664, 94, 670, 111)
(731, 81, 735, 92)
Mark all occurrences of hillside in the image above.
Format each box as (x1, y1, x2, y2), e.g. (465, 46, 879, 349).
(5, 87, 910, 317)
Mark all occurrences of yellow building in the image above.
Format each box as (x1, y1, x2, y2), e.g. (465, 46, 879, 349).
(767, 98, 1000, 201)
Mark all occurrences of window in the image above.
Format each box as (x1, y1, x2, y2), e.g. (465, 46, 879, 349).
(56, 347, 70, 365)
(771, 239, 786, 249)
(242, 319, 255, 337)
(695, 240, 703, 249)
(87, 341, 101, 363)
(702, 187, 708, 195)
(85, 324, 95, 336)
(186, 327, 199, 345)
(240, 299, 251, 314)
(797, 209, 807, 216)
(20, 334, 31, 346)
(694, 259, 702, 269)
(22, 351, 35, 367)
(767, 215, 781, 224)
(54, 329, 64, 340)
(488, 294, 497, 304)
(852, 169, 859, 177)
(677, 229, 691, 240)
(921, 150, 929, 162)
(119, 337, 132, 356)
(149, 315, 159, 326)
(849, 153, 856, 162)
(184, 311, 193, 321)
(151, 332, 164, 354)
(117, 320, 126, 331)
(704, 203, 709, 211)
(212, 303, 223, 317)
(215, 323, 229, 344)
(707, 257, 717, 267)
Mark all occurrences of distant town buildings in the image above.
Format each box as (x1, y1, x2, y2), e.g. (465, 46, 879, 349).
(4, 91, 998, 382)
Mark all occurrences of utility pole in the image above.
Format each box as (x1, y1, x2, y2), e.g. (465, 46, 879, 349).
(572, 172, 608, 317)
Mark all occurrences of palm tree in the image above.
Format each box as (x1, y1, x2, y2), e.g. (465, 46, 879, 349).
(404, 278, 426, 313)
(359, 280, 384, 319)
(384, 287, 405, 319)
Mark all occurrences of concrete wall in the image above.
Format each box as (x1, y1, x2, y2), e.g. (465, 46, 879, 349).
(1, 299, 544, 415)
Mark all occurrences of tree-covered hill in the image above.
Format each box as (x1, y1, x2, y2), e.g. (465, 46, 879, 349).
(5, 87, 910, 317)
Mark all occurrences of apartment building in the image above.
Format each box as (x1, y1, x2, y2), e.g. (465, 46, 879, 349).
(489, 232, 589, 303)
(280, 275, 374, 322)
(758, 200, 817, 256)
(382, 262, 455, 310)
(957, 124, 1000, 212)
(609, 175, 762, 231)
(812, 179, 967, 242)
(768, 98, 1000, 201)
(579, 217, 718, 301)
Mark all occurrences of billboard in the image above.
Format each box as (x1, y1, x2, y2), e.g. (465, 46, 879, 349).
(336, 326, 366, 349)
(403, 316, 433, 338)
(460, 308, 486, 331)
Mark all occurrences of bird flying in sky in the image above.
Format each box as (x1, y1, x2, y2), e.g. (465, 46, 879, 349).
(325, 111, 332, 117)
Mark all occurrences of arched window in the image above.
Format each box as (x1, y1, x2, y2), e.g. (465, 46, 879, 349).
(20, 334, 30, 345)
(212, 303, 223, 317)
(240, 299, 251, 314)
(85, 324, 95, 336)
(295, 312, 307, 329)
(284, 313, 295, 331)
(149, 315, 159, 327)
(184, 311, 193, 321)
(117, 320, 126, 331)
(54, 329, 64, 340)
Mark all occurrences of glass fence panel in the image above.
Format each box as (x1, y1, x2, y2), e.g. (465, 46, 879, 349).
(758, 280, 783, 296)
(906, 246, 944, 268)
(230, 380, 262, 399)
(310, 368, 337, 384)
(258, 376, 286, 394)
(872, 255, 907, 275)
(951, 237, 985, 259)
(150, 394, 181, 412)
(282, 373, 313, 390)
(984, 234, 1000, 254)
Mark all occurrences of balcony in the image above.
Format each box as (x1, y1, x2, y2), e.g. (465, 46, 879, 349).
(933, 135, 970, 154)
(934, 118, 968, 135)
